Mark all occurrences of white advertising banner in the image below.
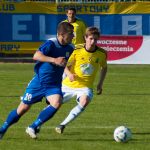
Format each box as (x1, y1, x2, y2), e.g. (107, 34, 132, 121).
(97, 36, 150, 64)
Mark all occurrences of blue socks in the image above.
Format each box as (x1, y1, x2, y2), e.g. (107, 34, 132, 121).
(0, 109, 20, 133)
(0, 106, 58, 133)
(30, 105, 57, 129)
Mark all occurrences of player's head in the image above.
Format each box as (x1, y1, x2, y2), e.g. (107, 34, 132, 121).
(57, 22, 74, 45)
(66, 8, 76, 23)
(84, 27, 100, 47)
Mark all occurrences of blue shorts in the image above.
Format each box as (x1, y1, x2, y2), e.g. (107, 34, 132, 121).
(22, 76, 62, 105)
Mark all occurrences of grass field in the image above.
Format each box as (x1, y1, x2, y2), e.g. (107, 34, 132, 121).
(0, 63, 150, 150)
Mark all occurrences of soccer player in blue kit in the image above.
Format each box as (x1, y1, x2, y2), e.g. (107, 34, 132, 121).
(0, 22, 74, 139)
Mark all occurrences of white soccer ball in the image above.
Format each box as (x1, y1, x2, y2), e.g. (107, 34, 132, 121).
(113, 126, 132, 143)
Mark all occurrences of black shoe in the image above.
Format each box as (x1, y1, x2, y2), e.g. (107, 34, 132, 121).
(35, 126, 41, 134)
(55, 125, 65, 134)
(0, 128, 6, 140)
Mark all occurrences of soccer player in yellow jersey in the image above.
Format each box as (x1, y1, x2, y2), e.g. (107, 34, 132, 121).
(63, 8, 87, 45)
(55, 27, 108, 134)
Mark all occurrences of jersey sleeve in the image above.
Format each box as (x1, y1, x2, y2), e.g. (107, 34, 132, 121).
(38, 40, 53, 55)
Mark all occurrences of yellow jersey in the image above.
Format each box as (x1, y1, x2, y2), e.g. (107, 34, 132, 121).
(63, 44, 107, 88)
(63, 18, 87, 45)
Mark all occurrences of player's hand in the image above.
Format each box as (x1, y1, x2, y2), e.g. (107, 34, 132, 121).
(68, 73, 76, 82)
(53, 57, 67, 67)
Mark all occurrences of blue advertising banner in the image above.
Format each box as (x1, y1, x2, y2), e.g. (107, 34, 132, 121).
(0, 13, 150, 42)
(0, 14, 62, 42)
(0, 2, 150, 54)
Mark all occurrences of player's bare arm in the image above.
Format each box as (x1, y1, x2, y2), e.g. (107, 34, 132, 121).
(97, 66, 107, 95)
(64, 66, 76, 82)
(33, 51, 66, 67)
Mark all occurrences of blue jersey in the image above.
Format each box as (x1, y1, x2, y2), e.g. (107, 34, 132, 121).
(34, 38, 74, 87)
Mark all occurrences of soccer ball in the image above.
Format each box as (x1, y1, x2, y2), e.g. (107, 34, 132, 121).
(113, 126, 132, 143)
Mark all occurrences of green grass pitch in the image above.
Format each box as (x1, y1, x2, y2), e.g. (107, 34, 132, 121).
(0, 63, 150, 150)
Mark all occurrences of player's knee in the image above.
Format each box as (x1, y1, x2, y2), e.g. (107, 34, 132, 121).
(79, 99, 90, 108)
(49, 99, 62, 109)
(17, 103, 30, 116)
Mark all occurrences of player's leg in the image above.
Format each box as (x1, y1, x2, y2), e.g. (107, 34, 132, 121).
(35, 85, 75, 134)
(27, 87, 62, 138)
(0, 102, 30, 139)
(55, 88, 93, 134)
(55, 95, 89, 134)
(0, 80, 41, 140)
(45, 85, 75, 105)
(21, 80, 43, 139)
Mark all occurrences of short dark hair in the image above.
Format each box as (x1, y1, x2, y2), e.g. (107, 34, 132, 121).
(57, 22, 74, 35)
(66, 8, 76, 14)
